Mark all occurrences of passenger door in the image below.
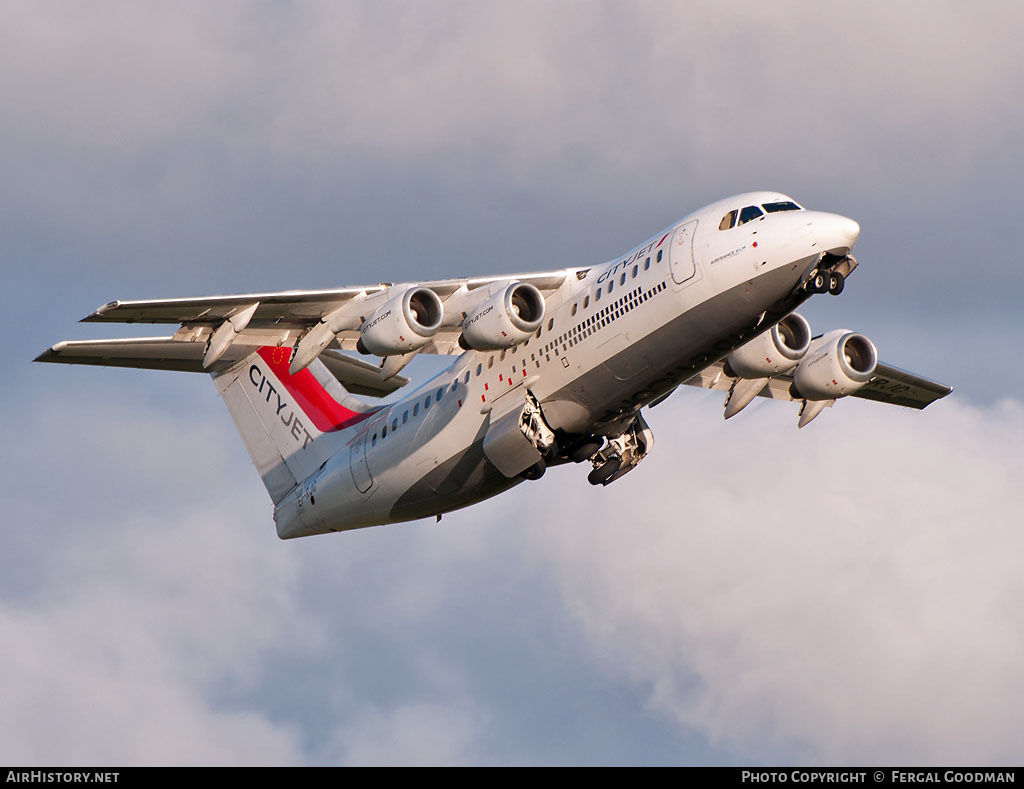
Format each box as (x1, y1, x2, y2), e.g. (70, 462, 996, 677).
(669, 220, 698, 285)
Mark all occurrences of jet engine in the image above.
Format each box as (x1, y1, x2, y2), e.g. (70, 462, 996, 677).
(459, 282, 545, 351)
(791, 330, 877, 400)
(724, 313, 812, 378)
(357, 286, 444, 357)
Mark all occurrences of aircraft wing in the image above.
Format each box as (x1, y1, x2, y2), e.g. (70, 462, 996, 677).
(76, 270, 571, 358)
(683, 360, 952, 410)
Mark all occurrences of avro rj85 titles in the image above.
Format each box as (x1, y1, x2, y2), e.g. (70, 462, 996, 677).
(37, 192, 950, 538)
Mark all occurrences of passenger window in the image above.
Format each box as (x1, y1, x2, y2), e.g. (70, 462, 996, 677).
(414, 403, 419, 416)
(402, 411, 408, 424)
(632, 265, 638, 278)
(547, 318, 553, 331)
(382, 426, 388, 438)
(436, 389, 443, 402)
(620, 273, 626, 285)
(488, 356, 494, 368)
(719, 210, 738, 230)
(391, 418, 398, 431)
(657, 250, 663, 262)
(583, 296, 589, 308)
(644, 257, 650, 269)
(738, 205, 764, 225)
(464, 371, 470, 383)
(571, 303, 578, 316)
(476, 364, 482, 376)
(424, 396, 431, 410)
(372, 433, 378, 446)
(596, 288, 602, 301)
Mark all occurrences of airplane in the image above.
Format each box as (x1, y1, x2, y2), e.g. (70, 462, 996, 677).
(35, 191, 951, 539)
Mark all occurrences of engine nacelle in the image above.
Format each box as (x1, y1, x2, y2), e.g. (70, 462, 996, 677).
(358, 286, 444, 356)
(791, 329, 877, 400)
(725, 312, 812, 379)
(459, 282, 545, 351)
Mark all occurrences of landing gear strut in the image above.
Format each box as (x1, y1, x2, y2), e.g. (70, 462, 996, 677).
(586, 413, 655, 486)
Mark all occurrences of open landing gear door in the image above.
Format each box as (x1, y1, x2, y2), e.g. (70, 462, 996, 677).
(482, 390, 556, 478)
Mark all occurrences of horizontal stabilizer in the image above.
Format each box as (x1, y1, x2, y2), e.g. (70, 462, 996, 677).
(34, 337, 407, 397)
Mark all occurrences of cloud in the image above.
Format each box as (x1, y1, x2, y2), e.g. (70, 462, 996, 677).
(6, 371, 1019, 765)
(325, 702, 486, 766)
(0, 384, 313, 765)
(525, 394, 1024, 764)
(4, 0, 1022, 766)
(4, 2, 1022, 205)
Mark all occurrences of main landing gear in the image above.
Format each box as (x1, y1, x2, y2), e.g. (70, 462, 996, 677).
(512, 395, 655, 487)
(584, 413, 655, 487)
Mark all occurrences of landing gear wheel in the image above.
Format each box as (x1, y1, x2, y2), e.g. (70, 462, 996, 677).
(828, 272, 845, 295)
(809, 271, 828, 293)
(588, 456, 622, 486)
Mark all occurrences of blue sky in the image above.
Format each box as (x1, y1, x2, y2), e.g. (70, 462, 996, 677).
(3, 1, 1023, 765)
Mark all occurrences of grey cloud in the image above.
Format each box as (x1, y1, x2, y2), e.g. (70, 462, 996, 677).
(3, 0, 1020, 765)
(523, 395, 1024, 764)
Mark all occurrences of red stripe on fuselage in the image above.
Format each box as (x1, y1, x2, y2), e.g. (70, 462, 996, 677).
(656, 233, 669, 248)
(256, 346, 374, 432)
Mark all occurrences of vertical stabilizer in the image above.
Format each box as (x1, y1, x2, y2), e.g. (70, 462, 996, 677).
(213, 347, 378, 504)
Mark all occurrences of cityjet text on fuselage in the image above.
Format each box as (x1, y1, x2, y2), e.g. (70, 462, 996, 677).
(596, 236, 664, 284)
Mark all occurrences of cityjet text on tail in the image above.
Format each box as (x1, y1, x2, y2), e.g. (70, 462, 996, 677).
(37, 192, 951, 538)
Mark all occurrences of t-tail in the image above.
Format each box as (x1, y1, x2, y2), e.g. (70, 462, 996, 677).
(214, 347, 378, 504)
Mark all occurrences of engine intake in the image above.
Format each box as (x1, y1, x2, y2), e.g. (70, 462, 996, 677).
(460, 282, 545, 351)
(725, 312, 812, 379)
(791, 330, 877, 400)
(358, 286, 444, 356)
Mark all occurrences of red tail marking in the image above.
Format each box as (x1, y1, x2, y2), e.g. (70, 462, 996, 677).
(656, 233, 669, 248)
(257, 347, 374, 432)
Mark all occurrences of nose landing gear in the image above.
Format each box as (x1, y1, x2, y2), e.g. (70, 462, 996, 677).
(805, 254, 856, 296)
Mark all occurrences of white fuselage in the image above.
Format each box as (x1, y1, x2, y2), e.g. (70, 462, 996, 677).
(274, 192, 860, 537)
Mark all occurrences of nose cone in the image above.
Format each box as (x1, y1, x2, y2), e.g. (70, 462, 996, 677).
(839, 216, 860, 247)
(822, 214, 860, 254)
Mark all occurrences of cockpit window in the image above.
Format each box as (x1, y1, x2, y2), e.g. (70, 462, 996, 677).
(737, 205, 764, 226)
(719, 210, 737, 230)
(762, 201, 802, 213)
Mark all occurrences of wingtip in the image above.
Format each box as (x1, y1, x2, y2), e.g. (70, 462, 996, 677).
(81, 300, 121, 322)
(33, 342, 67, 363)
